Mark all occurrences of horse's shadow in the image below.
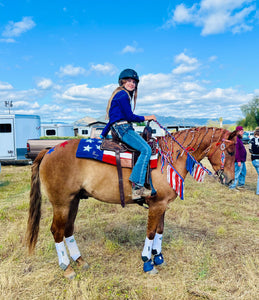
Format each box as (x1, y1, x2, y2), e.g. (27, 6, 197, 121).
(94, 220, 214, 248)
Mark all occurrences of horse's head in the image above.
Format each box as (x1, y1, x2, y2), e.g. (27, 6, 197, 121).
(207, 130, 237, 186)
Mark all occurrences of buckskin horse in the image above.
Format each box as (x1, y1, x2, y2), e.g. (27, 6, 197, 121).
(26, 126, 237, 279)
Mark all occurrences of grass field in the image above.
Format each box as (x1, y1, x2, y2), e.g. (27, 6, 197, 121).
(0, 151, 258, 300)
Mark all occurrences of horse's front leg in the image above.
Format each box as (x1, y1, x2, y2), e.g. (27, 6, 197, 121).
(141, 202, 167, 274)
(152, 212, 166, 267)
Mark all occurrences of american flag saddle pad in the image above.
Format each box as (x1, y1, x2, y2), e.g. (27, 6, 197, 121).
(76, 138, 158, 169)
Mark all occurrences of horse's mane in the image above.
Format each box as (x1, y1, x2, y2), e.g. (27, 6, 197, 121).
(171, 126, 234, 142)
(157, 127, 236, 157)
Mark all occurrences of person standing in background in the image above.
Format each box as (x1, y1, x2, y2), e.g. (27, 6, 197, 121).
(229, 126, 247, 191)
(249, 127, 259, 195)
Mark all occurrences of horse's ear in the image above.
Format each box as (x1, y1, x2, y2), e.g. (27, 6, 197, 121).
(228, 130, 237, 140)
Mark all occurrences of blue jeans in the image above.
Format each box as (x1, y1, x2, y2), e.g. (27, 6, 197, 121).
(113, 123, 151, 186)
(229, 162, 246, 189)
(252, 159, 259, 194)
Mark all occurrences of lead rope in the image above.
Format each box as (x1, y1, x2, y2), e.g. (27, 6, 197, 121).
(154, 120, 213, 176)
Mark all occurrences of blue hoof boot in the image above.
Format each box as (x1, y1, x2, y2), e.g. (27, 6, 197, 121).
(143, 259, 154, 272)
(153, 253, 164, 266)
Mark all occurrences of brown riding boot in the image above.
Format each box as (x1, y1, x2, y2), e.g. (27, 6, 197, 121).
(132, 183, 151, 200)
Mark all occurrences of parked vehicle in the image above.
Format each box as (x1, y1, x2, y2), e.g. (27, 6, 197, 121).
(26, 126, 105, 161)
(242, 131, 254, 144)
(0, 114, 41, 161)
(26, 139, 68, 161)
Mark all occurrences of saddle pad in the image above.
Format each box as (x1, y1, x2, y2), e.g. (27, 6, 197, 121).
(76, 139, 158, 169)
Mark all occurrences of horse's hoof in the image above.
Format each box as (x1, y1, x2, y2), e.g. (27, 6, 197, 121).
(64, 265, 76, 280)
(147, 266, 158, 275)
(153, 253, 166, 266)
(143, 259, 158, 274)
(76, 257, 89, 270)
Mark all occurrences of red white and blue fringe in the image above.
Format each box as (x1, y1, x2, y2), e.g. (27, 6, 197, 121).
(156, 120, 214, 200)
(166, 164, 184, 200)
(186, 153, 206, 182)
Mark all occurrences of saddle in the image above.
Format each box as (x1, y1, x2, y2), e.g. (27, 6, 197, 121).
(100, 123, 157, 207)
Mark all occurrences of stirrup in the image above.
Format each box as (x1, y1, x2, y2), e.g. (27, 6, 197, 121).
(134, 197, 149, 209)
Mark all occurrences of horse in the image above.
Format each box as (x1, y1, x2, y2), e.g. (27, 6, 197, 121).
(26, 126, 237, 279)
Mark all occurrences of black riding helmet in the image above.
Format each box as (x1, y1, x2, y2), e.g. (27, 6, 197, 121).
(118, 69, 139, 85)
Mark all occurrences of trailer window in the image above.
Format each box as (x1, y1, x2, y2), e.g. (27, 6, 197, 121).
(82, 129, 88, 134)
(0, 123, 12, 133)
(46, 129, 56, 136)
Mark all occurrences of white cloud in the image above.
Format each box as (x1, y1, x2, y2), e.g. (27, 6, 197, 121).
(173, 64, 199, 74)
(36, 78, 53, 90)
(167, 0, 256, 35)
(90, 63, 117, 75)
(174, 53, 198, 64)
(121, 45, 142, 53)
(15, 101, 40, 109)
(181, 82, 204, 91)
(2, 16, 36, 37)
(209, 55, 218, 61)
(172, 52, 200, 74)
(0, 38, 16, 43)
(0, 81, 13, 90)
(140, 73, 174, 90)
(58, 64, 86, 77)
(173, 3, 197, 23)
(121, 42, 143, 54)
(59, 83, 116, 101)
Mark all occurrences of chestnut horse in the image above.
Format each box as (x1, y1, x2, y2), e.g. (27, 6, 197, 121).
(26, 127, 236, 279)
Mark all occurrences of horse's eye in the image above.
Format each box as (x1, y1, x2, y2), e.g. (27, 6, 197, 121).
(227, 150, 235, 156)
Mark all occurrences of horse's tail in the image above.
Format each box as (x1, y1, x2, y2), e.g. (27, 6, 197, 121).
(26, 149, 48, 254)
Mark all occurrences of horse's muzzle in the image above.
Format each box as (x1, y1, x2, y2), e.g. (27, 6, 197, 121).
(216, 170, 233, 186)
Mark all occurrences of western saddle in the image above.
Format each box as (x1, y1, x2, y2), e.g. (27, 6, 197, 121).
(100, 123, 157, 208)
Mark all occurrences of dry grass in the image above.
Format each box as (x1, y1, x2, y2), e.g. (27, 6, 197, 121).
(0, 151, 258, 300)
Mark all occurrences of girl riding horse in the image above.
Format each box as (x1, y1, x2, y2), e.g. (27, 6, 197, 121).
(101, 69, 156, 200)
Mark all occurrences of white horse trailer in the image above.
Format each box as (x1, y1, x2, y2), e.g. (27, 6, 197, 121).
(0, 114, 41, 161)
(41, 123, 74, 137)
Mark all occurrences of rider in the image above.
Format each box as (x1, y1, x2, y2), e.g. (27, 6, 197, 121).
(100, 68, 156, 200)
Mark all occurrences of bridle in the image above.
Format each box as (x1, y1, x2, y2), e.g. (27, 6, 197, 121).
(207, 138, 235, 183)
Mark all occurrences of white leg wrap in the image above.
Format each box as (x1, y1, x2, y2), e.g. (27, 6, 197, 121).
(152, 233, 163, 254)
(55, 241, 70, 270)
(65, 235, 81, 261)
(142, 237, 153, 260)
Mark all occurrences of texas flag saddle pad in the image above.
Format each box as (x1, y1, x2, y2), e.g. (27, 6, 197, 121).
(76, 139, 158, 169)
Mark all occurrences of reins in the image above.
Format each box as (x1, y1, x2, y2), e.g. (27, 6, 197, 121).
(154, 120, 213, 176)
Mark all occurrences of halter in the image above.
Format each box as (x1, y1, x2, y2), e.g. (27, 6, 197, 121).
(208, 140, 227, 170)
(207, 137, 235, 185)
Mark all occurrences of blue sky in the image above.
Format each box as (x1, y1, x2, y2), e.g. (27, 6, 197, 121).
(0, 0, 258, 124)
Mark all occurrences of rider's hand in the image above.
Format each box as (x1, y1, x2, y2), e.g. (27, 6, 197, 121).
(145, 115, 156, 121)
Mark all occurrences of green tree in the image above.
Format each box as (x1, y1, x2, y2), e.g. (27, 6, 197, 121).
(238, 97, 259, 130)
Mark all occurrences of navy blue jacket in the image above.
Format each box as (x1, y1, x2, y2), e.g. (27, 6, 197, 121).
(101, 90, 145, 137)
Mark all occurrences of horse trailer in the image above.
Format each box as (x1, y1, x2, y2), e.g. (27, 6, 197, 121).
(0, 114, 41, 161)
(41, 123, 74, 137)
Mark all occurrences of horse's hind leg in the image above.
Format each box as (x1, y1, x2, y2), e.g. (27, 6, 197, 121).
(64, 196, 89, 270)
(50, 204, 75, 279)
